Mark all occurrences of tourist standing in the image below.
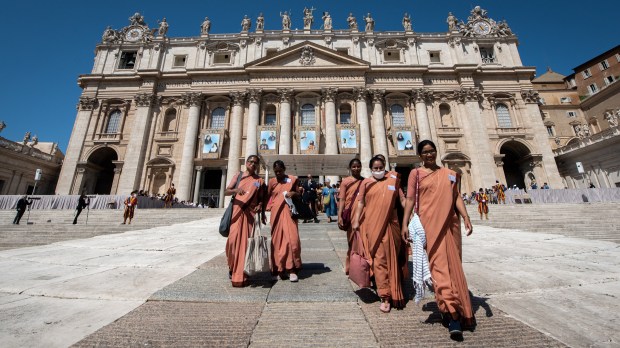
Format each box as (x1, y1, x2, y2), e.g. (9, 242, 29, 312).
(164, 183, 176, 208)
(337, 158, 364, 274)
(476, 188, 489, 220)
(122, 191, 138, 224)
(13, 195, 32, 225)
(322, 179, 337, 223)
(73, 193, 90, 225)
(351, 156, 407, 313)
(302, 175, 319, 223)
(401, 140, 475, 337)
(224, 155, 266, 287)
(267, 160, 302, 282)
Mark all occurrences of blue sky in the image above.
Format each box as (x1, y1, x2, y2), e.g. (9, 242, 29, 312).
(0, 0, 617, 152)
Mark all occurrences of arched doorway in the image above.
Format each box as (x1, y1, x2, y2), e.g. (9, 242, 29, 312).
(87, 147, 118, 194)
(441, 152, 472, 194)
(500, 141, 532, 189)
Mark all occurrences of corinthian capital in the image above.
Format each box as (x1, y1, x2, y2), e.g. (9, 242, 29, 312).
(368, 89, 385, 104)
(321, 87, 338, 103)
(77, 96, 98, 110)
(411, 88, 434, 104)
(277, 88, 294, 103)
(520, 90, 541, 104)
(454, 88, 483, 104)
(181, 92, 204, 108)
(134, 93, 156, 107)
(247, 88, 263, 103)
(352, 87, 367, 102)
(229, 91, 246, 106)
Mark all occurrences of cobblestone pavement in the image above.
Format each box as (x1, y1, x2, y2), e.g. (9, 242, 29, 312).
(73, 222, 566, 347)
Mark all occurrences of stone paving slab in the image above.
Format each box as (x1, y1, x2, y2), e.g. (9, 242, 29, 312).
(73, 301, 264, 348)
(249, 302, 378, 347)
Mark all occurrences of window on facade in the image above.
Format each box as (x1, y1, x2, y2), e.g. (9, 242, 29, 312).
(560, 97, 572, 103)
(604, 75, 615, 85)
(336, 48, 349, 55)
(265, 48, 278, 57)
(214, 53, 231, 64)
(118, 51, 137, 69)
(105, 110, 122, 133)
(264, 105, 276, 125)
(390, 104, 406, 127)
(568, 78, 577, 88)
(480, 47, 496, 63)
(566, 111, 577, 118)
(582, 69, 592, 79)
(339, 104, 352, 124)
(546, 126, 554, 136)
(162, 109, 176, 132)
(588, 83, 598, 94)
(384, 50, 400, 62)
(300, 104, 316, 126)
(173, 55, 187, 67)
(210, 107, 226, 129)
(600, 60, 610, 70)
(495, 103, 512, 128)
(429, 51, 441, 63)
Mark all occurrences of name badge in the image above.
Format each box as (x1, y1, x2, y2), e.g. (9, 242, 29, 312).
(286, 178, 291, 183)
(390, 174, 397, 179)
(254, 182, 260, 188)
(388, 185, 396, 191)
(448, 174, 456, 183)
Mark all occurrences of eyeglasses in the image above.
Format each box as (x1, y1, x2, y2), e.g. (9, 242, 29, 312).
(420, 150, 437, 155)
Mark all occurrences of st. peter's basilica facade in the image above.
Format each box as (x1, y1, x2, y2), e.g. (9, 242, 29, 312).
(56, 7, 563, 206)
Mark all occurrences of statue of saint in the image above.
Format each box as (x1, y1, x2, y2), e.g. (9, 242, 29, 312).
(129, 12, 145, 26)
(23, 132, 31, 145)
(280, 11, 291, 30)
(364, 13, 375, 32)
(201, 17, 211, 35)
(0, 120, 5, 133)
(402, 13, 412, 31)
(322, 12, 332, 30)
(158, 18, 168, 36)
(31, 134, 38, 146)
(102, 26, 117, 43)
(241, 15, 251, 31)
(347, 13, 358, 30)
(303, 7, 315, 29)
(446, 12, 458, 31)
(256, 13, 264, 30)
(605, 110, 618, 127)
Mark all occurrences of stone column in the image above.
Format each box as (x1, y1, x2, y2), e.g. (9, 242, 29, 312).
(411, 88, 433, 142)
(225, 91, 246, 203)
(111, 166, 122, 194)
(520, 90, 563, 189)
(277, 88, 293, 154)
(354, 88, 372, 177)
(117, 93, 156, 194)
(56, 97, 97, 194)
(219, 167, 227, 208)
(245, 89, 262, 157)
(322, 87, 339, 183)
(193, 166, 203, 204)
(177, 92, 204, 201)
(369, 89, 389, 161)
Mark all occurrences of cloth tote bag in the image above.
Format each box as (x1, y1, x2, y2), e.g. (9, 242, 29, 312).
(348, 230, 370, 288)
(219, 172, 242, 237)
(244, 217, 271, 276)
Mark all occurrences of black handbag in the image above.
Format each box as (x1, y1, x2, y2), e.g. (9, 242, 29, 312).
(219, 172, 243, 237)
(291, 195, 314, 220)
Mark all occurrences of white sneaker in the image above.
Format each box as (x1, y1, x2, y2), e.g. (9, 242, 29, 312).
(289, 273, 299, 282)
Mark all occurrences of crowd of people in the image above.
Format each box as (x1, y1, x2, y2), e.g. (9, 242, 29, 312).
(224, 140, 476, 339)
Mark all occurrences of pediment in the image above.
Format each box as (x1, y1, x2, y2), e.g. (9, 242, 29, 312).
(246, 41, 369, 71)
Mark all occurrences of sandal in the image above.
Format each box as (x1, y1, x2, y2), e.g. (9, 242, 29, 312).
(379, 300, 391, 313)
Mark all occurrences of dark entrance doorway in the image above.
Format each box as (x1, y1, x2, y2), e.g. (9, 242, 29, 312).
(202, 169, 222, 207)
(500, 141, 531, 189)
(87, 147, 118, 194)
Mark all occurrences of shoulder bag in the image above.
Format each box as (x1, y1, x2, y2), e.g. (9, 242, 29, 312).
(348, 230, 370, 288)
(244, 216, 271, 276)
(219, 171, 243, 237)
(339, 179, 362, 231)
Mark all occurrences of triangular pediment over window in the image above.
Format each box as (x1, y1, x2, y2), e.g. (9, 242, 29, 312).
(245, 41, 369, 72)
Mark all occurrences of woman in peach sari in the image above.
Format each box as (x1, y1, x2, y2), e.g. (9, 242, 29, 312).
(352, 156, 407, 313)
(337, 158, 364, 274)
(401, 140, 475, 337)
(267, 160, 303, 282)
(224, 155, 267, 287)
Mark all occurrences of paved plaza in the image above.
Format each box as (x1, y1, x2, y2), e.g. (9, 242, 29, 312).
(0, 204, 619, 347)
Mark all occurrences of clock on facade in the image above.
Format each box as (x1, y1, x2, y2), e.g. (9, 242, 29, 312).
(473, 20, 491, 35)
(125, 27, 144, 42)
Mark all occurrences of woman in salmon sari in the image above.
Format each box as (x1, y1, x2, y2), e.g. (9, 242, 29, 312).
(401, 140, 475, 337)
(224, 155, 267, 287)
(352, 156, 407, 313)
(337, 158, 364, 274)
(267, 160, 303, 282)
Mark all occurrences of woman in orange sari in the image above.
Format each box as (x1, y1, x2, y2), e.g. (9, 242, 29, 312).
(352, 156, 406, 313)
(267, 160, 303, 282)
(337, 158, 364, 274)
(224, 155, 266, 287)
(401, 140, 474, 338)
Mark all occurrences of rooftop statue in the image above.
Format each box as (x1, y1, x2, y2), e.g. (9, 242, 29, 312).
(347, 13, 358, 30)
(241, 15, 251, 32)
(468, 6, 488, 21)
(446, 12, 458, 31)
(129, 12, 146, 26)
(158, 18, 168, 36)
(322, 12, 332, 30)
(23, 132, 31, 145)
(303, 7, 315, 30)
(102, 26, 118, 43)
(31, 134, 38, 146)
(364, 13, 375, 32)
(280, 11, 291, 30)
(256, 13, 264, 30)
(402, 13, 412, 31)
(0, 120, 5, 133)
(201, 17, 211, 35)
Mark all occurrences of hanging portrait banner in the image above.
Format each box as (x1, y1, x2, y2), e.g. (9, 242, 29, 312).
(297, 126, 319, 154)
(201, 129, 225, 159)
(392, 126, 416, 155)
(257, 125, 279, 155)
(337, 124, 360, 154)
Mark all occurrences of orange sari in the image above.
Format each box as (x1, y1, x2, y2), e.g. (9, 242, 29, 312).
(358, 174, 406, 308)
(226, 172, 265, 287)
(339, 176, 363, 274)
(267, 175, 302, 274)
(407, 167, 474, 326)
